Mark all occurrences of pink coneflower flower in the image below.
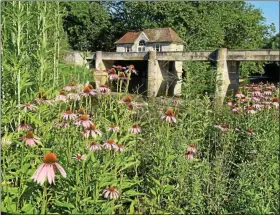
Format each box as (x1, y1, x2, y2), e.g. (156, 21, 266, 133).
(83, 123, 102, 138)
(252, 89, 261, 97)
(263, 88, 272, 96)
(251, 96, 260, 102)
(63, 82, 78, 92)
(235, 90, 244, 98)
(75, 115, 93, 128)
(129, 124, 141, 134)
(227, 100, 232, 106)
(232, 107, 239, 113)
(55, 90, 67, 102)
(80, 86, 97, 97)
(108, 124, 120, 133)
(73, 154, 87, 161)
(115, 144, 125, 152)
(103, 139, 118, 150)
(17, 120, 32, 131)
(22, 131, 41, 147)
(247, 106, 256, 114)
(247, 130, 255, 135)
(53, 121, 69, 128)
(125, 64, 138, 75)
(113, 65, 126, 71)
(118, 96, 134, 105)
(103, 186, 119, 200)
(98, 85, 110, 94)
(87, 142, 102, 151)
(161, 109, 176, 123)
(215, 124, 228, 132)
(272, 97, 279, 108)
(187, 144, 197, 153)
(108, 68, 119, 81)
(67, 93, 81, 101)
(252, 103, 262, 110)
(173, 97, 182, 105)
(31, 152, 66, 185)
(19, 104, 37, 112)
(241, 96, 247, 103)
(34, 94, 53, 105)
(184, 151, 194, 160)
(63, 109, 77, 121)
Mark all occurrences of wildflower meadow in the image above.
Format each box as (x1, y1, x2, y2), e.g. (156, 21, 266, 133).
(1, 1, 279, 215)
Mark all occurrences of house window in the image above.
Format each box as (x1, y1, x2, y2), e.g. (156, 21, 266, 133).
(125, 45, 132, 52)
(138, 40, 146, 52)
(153, 44, 162, 52)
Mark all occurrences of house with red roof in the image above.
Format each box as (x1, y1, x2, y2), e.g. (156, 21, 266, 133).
(114, 27, 184, 53)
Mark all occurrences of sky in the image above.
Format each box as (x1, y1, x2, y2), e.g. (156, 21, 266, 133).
(248, 1, 279, 34)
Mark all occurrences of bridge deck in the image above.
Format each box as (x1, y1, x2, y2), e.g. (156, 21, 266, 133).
(86, 50, 279, 62)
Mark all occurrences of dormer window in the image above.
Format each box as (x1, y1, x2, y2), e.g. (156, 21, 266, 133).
(138, 40, 146, 52)
(153, 44, 162, 52)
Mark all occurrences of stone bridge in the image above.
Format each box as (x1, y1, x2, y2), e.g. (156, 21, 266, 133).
(86, 49, 279, 101)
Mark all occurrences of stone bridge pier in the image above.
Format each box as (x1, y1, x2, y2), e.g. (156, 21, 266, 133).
(147, 50, 182, 97)
(215, 48, 240, 104)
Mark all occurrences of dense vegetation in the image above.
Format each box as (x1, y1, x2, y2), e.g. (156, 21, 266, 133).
(1, 1, 279, 214)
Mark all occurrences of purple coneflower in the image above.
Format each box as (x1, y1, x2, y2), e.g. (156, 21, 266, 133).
(215, 124, 228, 132)
(115, 144, 125, 152)
(53, 121, 69, 128)
(19, 103, 37, 112)
(73, 154, 87, 161)
(103, 139, 118, 150)
(31, 152, 66, 185)
(247, 130, 255, 135)
(187, 144, 197, 153)
(118, 95, 134, 105)
(75, 115, 93, 128)
(272, 97, 279, 108)
(98, 85, 110, 94)
(83, 123, 102, 138)
(129, 124, 141, 134)
(17, 120, 32, 131)
(103, 186, 119, 200)
(108, 124, 120, 133)
(63, 82, 78, 92)
(252, 89, 261, 97)
(235, 90, 244, 98)
(173, 97, 182, 105)
(125, 64, 138, 75)
(23, 131, 41, 147)
(161, 108, 176, 123)
(87, 142, 102, 151)
(184, 151, 194, 160)
(246, 106, 256, 114)
(227, 100, 232, 106)
(80, 86, 97, 97)
(55, 90, 67, 102)
(263, 87, 272, 96)
(63, 109, 77, 121)
(67, 93, 81, 101)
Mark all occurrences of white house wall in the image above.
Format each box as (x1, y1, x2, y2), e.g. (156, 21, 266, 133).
(116, 42, 184, 52)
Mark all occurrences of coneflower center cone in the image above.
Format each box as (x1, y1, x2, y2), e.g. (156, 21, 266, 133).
(80, 115, 89, 121)
(25, 131, 34, 138)
(43, 152, 58, 164)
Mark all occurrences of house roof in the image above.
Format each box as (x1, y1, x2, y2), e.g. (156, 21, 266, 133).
(114, 27, 184, 44)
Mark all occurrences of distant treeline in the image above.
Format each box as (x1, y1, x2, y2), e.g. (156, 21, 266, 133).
(62, 1, 278, 52)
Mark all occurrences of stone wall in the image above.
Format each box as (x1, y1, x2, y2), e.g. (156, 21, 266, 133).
(64, 51, 87, 66)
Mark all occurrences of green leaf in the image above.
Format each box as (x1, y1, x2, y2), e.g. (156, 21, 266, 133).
(54, 200, 75, 209)
(21, 204, 34, 213)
